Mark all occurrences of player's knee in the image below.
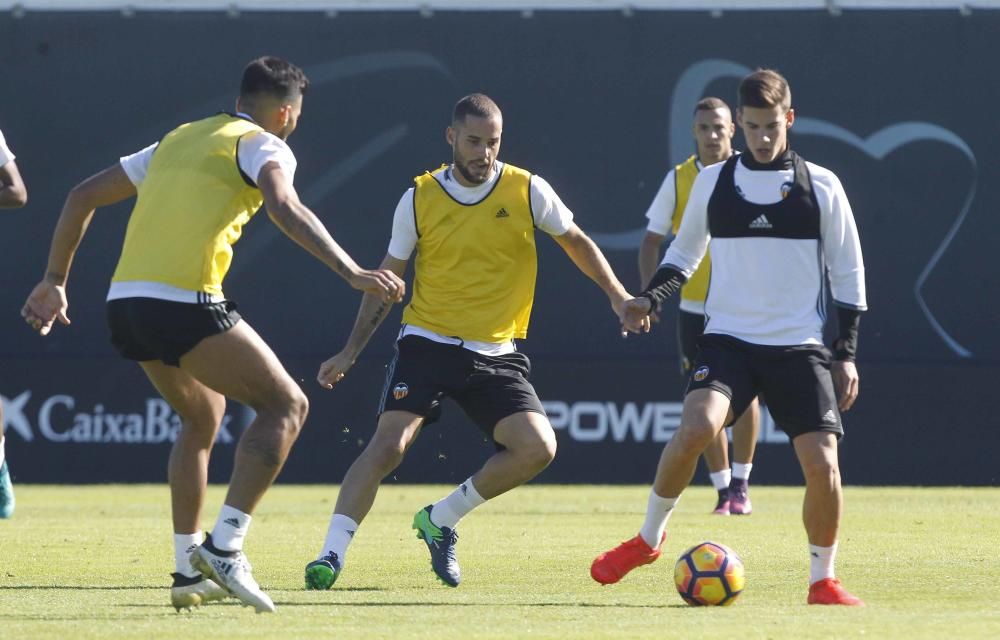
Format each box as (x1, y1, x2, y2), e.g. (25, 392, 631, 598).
(366, 433, 407, 472)
(522, 436, 557, 472)
(509, 428, 557, 471)
(674, 422, 717, 455)
(265, 385, 309, 435)
(801, 457, 840, 487)
(175, 404, 226, 447)
(535, 430, 558, 467)
(286, 388, 309, 429)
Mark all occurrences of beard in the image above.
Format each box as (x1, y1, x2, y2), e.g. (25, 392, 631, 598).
(454, 156, 492, 185)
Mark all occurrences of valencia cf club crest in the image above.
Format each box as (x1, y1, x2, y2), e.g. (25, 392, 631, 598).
(393, 382, 409, 400)
(780, 181, 795, 199)
(693, 366, 710, 382)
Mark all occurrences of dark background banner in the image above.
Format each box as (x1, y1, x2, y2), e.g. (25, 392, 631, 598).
(1, 10, 996, 485)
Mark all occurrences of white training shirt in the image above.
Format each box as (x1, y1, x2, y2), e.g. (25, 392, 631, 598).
(0, 129, 15, 168)
(119, 125, 297, 188)
(389, 161, 575, 355)
(110, 114, 297, 303)
(662, 154, 867, 347)
(646, 158, 712, 314)
(643, 159, 704, 236)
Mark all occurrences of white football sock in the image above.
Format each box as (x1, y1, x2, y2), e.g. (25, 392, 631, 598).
(319, 513, 359, 564)
(732, 462, 753, 481)
(174, 531, 203, 578)
(809, 542, 837, 584)
(639, 491, 678, 549)
(0, 437, 5, 469)
(430, 477, 486, 530)
(709, 469, 731, 491)
(211, 504, 252, 552)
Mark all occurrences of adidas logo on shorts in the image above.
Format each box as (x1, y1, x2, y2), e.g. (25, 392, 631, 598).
(821, 409, 837, 425)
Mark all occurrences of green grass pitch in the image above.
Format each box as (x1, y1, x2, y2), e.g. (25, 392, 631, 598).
(1, 484, 998, 639)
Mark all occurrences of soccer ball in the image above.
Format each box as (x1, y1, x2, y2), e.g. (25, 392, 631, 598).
(673, 541, 745, 606)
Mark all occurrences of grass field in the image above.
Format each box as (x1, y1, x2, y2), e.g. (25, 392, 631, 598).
(1, 484, 998, 639)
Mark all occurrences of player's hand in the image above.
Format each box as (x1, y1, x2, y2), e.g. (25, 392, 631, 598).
(349, 269, 405, 303)
(831, 359, 859, 411)
(22, 281, 71, 336)
(317, 350, 356, 390)
(618, 297, 653, 336)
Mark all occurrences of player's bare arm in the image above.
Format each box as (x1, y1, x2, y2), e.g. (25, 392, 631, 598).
(637, 231, 665, 323)
(22, 163, 136, 335)
(317, 253, 408, 389)
(637, 231, 666, 290)
(551, 222, 633, 317)
(0, 159, 28, 208)
(257, 162, 405, 303)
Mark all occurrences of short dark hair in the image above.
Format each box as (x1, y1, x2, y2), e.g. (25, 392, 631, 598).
(738, 69, 791, 111)
(452, 93, 502, 125)
(694, 96, 731, 116)
(240, 56, 309, 102)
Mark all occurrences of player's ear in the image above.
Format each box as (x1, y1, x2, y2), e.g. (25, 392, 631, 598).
(785, 108, 795, 129)
(446, 126, 456, 146)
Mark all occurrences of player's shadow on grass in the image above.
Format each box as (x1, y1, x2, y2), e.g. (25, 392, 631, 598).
(274, 601, 672, 608)
(0, 585, 163, 590)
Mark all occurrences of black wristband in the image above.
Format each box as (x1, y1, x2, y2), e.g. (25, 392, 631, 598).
(640, 265, 687, 309)
(832, 305, 861, 361)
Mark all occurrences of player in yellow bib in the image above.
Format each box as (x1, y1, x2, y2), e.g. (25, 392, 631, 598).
(304, 93, 637, 590)
(0, 126, 29, 520)
(638, 97, 760, 516)
(22, 57, 404, 612)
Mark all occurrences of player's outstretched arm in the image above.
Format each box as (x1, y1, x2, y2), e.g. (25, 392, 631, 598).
(0, 158, 28, 208)
(317, 253, 408, 389)
(552, 223, 633, 314)
(638, 231, 666, 291)
(637, 231, 666, 324)
(22, 163, 136, 336)
(257, 162, 405, 303)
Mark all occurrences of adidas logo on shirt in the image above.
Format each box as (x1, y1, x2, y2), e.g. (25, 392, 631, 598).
(749, 214, 773, 229)
(495, 208, 509, 218)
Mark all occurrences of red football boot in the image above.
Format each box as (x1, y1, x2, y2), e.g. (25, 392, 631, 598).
(590, 534, 663, 585)
(808, 578, 865, 606)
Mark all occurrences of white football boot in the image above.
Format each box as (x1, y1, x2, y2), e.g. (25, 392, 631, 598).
(190, 534, 276, 613)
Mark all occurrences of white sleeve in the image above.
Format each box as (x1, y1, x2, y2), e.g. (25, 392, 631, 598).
(237, 131, 297, 185)
(0, 129, 14, 168)
(387, 188, 418, 260)
(661, 168, 714, 276)
(819, 173, 867, 310)
(529, 175, 574, 236)
(119, 142, 158, 186)
(644, 169, 677, 235)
